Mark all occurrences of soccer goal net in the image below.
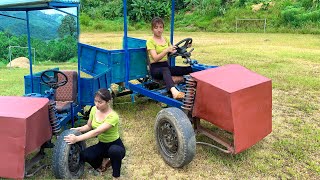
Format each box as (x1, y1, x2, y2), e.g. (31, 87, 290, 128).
(235, 18, 267, 33)
(8, 46, 36, 67)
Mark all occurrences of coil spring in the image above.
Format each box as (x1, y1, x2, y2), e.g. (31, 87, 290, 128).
(48, 100, 61, 134)
(181, 75, 197, 111)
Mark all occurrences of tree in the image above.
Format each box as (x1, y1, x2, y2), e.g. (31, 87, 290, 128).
(58, 15, 77, 39)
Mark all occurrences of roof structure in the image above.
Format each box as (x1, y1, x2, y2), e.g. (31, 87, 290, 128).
(0, 0, 79, 11)
(0, 0, 81, 93)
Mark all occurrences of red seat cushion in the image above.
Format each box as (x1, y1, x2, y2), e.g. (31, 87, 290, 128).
(55, 71, 77, 102)
(55, 71, 77, 113)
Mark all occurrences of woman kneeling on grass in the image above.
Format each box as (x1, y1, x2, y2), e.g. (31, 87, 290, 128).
(64, 88, 125, 179)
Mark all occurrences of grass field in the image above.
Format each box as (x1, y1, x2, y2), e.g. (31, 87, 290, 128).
(0, 32, 319, 179)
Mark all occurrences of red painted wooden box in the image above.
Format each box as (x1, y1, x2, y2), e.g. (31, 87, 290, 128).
(191, 64, 272, 153)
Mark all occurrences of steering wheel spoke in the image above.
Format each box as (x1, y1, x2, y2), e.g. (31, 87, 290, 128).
(40, 70, 68, 89)
(42, 73, 51, 80)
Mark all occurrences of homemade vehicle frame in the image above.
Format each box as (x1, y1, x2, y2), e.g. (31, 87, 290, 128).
(0, 0, 272, 178)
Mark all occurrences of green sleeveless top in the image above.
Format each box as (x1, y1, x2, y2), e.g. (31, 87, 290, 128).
(146, 36, 170, 63)
(90, 106, 120, 143)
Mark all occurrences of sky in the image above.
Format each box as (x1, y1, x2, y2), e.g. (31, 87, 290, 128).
(41, 7, 76, 16)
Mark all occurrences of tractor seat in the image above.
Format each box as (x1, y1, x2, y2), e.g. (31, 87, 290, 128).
(55, 70, 78, 114)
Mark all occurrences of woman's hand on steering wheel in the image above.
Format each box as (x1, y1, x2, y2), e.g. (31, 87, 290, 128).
(166, 45, 177, 54)
(169, 38, 193, 58)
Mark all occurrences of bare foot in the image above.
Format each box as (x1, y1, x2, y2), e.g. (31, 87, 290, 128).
(100, 158, 111, 172)
(170, 87, 185, 99)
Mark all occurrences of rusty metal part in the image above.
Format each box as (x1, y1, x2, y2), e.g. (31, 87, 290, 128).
(181, 75, 197, 111)
(194, 119, 235, 154)
(48, 100, 61, 134)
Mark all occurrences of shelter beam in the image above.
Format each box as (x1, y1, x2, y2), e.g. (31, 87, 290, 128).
(26, 10, 34, 93)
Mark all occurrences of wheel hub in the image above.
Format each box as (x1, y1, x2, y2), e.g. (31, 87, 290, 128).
(68, 144, 81, 173)
(159, 120, 178, 156)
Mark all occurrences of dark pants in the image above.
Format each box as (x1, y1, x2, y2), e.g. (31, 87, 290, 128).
(80, 138, 125, 177)
(150, 61, 193, 91)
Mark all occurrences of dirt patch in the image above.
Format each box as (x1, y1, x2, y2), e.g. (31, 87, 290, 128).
(252, 2, 275, 12)
(252, 3, 263, 12)
(7, 57, 30, 68)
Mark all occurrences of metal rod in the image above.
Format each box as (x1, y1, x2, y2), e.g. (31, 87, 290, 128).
(0, 13, 26, 21)
(9, 46, 11, 68)
(170, 0, 175, 45)
(236, 18, 266, 20)
(195, 121, 234, 154)
(8, 46, 36, 66)
(264, 18, 267, 33)
(169, 0, 175, 67)
(236, 19, 238, 33)
(48, 6, 77, 17)
(235, 18, 267, 33)
(24, 148, 46, 177)
(26, 11, 34, 93)
(77, 4, 81, 106)
(123, 0, 129, 88)
(196, 141, 231, 153)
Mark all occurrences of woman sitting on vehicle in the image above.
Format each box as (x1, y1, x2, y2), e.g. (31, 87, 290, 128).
(64, 88, 125, 179)
(146, 17, 193, 100)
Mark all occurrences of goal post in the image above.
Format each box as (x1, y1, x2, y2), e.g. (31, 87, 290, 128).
(8, 46, 36, 67)
(235, 18, 267, 33)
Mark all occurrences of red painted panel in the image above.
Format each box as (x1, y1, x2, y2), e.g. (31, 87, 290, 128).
(0, 96, 51, 179)
(191, 64, 272, 153)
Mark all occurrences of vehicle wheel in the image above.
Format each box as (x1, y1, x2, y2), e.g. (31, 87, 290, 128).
(52, 129, 86, 179)
(155, 107, 196, 168)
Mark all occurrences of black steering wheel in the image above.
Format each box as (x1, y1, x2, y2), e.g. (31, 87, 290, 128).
(169, 38, 193, 59)
(40, 70, 68, 89)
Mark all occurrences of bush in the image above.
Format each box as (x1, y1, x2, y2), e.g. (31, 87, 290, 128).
(97, 0, 123, 20)
(47, 36, 77, 62)
(68, 57, 78, 63)
(80, 13, 92, 26)
(299, 0, 318, 10)
(281, 6, 304, 27)
(93, 22, 105, 30)
(128, 0, 171, 22)
(0, 60, 6, 67)
(300, 10, 320, 22)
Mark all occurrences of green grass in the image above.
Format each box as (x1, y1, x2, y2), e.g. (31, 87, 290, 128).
(0, 32, 319, 179)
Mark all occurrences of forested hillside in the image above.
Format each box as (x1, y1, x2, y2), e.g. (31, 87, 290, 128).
(0, 12, 77, 65)
(0, 11, 63, 40)
(80, 0, 320, 34)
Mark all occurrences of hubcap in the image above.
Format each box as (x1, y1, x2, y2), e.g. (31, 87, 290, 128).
(158, 119, 178, 157)
(68, 143, 82, 173)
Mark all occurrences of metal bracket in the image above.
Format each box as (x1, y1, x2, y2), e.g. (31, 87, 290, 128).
(24, 148, 47, 178)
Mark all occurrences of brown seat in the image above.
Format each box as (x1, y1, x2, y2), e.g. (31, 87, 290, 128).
(55, 70, 78, 113)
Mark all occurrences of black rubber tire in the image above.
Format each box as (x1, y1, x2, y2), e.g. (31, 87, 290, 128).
(52, 129, 86, 179)
(155, 107, 196, 168)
